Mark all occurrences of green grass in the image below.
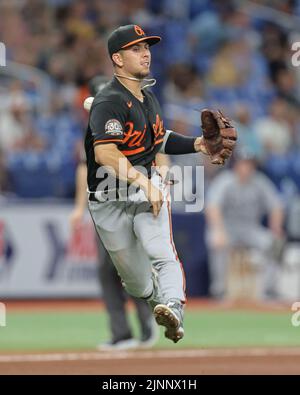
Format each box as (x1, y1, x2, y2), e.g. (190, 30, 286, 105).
(0, 309, 299, 352)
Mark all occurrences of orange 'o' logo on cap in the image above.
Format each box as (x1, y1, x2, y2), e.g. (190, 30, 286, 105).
(134, 25, 145, 36)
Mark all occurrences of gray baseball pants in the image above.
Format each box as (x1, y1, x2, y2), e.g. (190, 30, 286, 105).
(88, 174, 186, 307)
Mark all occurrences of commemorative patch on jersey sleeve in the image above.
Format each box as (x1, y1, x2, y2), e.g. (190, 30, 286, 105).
(105, 119, 123, 136)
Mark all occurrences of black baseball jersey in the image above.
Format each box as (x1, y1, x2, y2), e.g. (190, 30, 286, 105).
(84, 77, 166, 192)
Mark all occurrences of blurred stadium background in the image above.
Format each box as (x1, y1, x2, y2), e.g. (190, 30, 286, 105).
(1, 0, 300, 374)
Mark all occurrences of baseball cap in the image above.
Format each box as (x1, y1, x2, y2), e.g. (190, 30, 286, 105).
(107, 24, 161, 58)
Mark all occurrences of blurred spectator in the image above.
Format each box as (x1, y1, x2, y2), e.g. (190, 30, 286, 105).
(0, 0, 299, 201)
(208, 40, 248, 88)
(205, 149, 285, 299)
(254, 97, 292, 156)
(0, 88, 46, 154)
(36, 96, 82, 154)
(261, 22, 289, 82)
(233, 105, 263, 159)
(274, 68, 300, 107)
(163, 63, 204, 105)
(188, 0, 238, 57)
(256, 0, 295, 14)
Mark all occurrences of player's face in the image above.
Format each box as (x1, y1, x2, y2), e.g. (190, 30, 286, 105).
(120, 42, 151, 78)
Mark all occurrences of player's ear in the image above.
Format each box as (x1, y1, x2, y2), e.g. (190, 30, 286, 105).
(112, 52, 123, 67)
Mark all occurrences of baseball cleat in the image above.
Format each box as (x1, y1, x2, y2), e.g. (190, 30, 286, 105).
(154, 304, 184, 343)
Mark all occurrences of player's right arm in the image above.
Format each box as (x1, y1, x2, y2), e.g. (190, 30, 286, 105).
(91, 101, 163, 217)
(94, 144, 163, 217)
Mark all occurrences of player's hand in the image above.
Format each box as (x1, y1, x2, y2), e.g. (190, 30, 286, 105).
(200, 109, 237, 165)
(70, 208, 85, 231)
(194, 136, 209, 155)
(143, 181, 164, 218)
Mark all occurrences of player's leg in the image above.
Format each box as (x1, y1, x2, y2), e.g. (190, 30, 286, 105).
(89, 200, 154, 300)
(97, 245, 138, 349)
(133, 191, 185, 342)
(133, 199, 186, 304)
(132, 173, 186, 306)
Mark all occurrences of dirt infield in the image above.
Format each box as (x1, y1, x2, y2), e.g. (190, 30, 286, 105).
(0, 348, 300, 375)
(1, 299, 297, 375)
(3, 298, 292, 313)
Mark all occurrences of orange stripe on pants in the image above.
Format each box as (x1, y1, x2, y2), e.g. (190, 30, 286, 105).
(166, 198, 187, 304)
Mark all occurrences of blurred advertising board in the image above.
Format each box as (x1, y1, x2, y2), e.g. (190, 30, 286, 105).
(0, 202, 101, 298)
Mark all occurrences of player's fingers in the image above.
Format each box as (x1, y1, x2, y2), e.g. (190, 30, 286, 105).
(220, 148, 233, 159)
(220, 127, 237, 140)
(211, 156, 225, 165)
(152, 202, 159, 217)
(222, 138, 236, 149)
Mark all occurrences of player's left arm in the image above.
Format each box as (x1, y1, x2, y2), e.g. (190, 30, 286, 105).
(159, 110, 237, 165)
(159, 130, 207, 155)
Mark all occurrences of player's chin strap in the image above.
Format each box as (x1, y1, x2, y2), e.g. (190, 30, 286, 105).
(114, 73, 156, 89)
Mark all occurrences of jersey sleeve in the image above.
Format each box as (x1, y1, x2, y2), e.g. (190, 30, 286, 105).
(90, 101, 127, 146)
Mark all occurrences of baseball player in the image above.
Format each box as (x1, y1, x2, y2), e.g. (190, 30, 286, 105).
(71, 75, 160, 350)
(85, 25, 237, 342)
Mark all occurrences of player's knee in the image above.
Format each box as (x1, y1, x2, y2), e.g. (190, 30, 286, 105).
(123, 282, 152, 299)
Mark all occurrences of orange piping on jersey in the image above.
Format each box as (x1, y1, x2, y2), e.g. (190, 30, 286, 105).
(121, 146, 146, 156)
(166, 198, 187, 303)
(94, 139, 123, 145)
(154, 138, 164, 145)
